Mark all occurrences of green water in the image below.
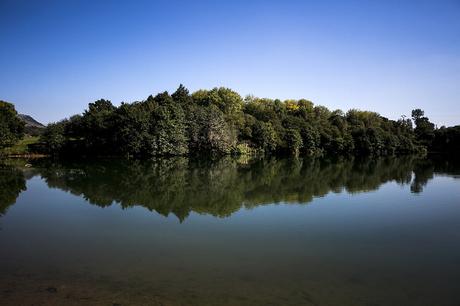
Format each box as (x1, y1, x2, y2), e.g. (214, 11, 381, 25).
(1, 156, 459, 306)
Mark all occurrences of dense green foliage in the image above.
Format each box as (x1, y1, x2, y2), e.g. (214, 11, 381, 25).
(29, 85, 456, 157)
(0, 101, 25, 150)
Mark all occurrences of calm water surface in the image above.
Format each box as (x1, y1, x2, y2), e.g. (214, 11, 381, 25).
(0, 156, 459, 306)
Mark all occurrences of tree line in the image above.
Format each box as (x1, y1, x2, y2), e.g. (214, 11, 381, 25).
(1, 85, 459, 157)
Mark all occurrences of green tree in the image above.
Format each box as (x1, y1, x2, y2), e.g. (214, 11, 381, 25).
(172, 84, 193, 105)
(411, 109, 424, 121)
(252, 121, 278, 153)
(284, 128, 303, 155)
(81, 99, 117, 153)
(412, 109, 435, 147)
(40, 122, 66, 153)
(0, 101, 25, 149)
(113, 102, 152, 157)
(148, 92, 188, 156)
(188, 104, 236, 155)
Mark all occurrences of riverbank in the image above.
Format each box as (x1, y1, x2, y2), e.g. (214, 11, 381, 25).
(0, 136, 43, 157)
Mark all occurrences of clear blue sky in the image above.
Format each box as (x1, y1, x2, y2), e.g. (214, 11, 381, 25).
(1, 0, 459, 126)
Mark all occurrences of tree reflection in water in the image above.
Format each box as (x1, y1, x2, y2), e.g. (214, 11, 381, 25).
(1, 155, 459, 221)
(0, 164, 26, 216)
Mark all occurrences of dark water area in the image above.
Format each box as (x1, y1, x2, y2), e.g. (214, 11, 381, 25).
(0, 156, 459, 306)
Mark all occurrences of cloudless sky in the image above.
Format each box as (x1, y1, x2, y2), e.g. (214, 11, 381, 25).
(1, 0, 459, 126)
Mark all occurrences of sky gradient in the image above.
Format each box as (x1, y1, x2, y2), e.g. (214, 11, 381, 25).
(1, 0, 459, 126)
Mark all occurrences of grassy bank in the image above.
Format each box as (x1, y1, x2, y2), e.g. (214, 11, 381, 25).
(0, 136, 44, 157)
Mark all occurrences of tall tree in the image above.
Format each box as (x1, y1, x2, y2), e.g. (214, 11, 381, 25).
(172, 84, 192, 105)
(148, 92, 188, 156)
(0, 101, 25, 149)
(412, 109, 435, 147)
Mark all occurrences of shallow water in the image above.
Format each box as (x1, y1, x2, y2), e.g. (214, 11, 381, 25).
(1, 156, 459, 305)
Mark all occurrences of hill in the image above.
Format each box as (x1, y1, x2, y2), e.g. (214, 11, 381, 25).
(18, 114, 45, 136)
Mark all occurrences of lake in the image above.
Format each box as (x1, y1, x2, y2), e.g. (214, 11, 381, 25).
(1, 156, 459, 306)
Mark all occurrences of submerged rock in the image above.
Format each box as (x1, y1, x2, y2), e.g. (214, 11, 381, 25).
(46, 287, 57, 293)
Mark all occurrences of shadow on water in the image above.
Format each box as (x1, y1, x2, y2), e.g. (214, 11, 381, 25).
(1, 155, 459, 221)
(0, 164, 26, 217)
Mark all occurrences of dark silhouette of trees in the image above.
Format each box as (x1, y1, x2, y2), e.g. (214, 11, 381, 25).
(412, 109, 435, 147)
(431, 126, 460, 153)
(0, 101, 25, 150)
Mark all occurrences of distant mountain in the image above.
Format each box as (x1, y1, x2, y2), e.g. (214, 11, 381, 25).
(19, 114, 45, 128)
(18, 114, 45, 136)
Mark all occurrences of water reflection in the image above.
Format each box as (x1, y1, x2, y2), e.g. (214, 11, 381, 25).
(1, 155, 459, 221)
(1, 156, 460, 306)
(0, 164, 26, 216)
